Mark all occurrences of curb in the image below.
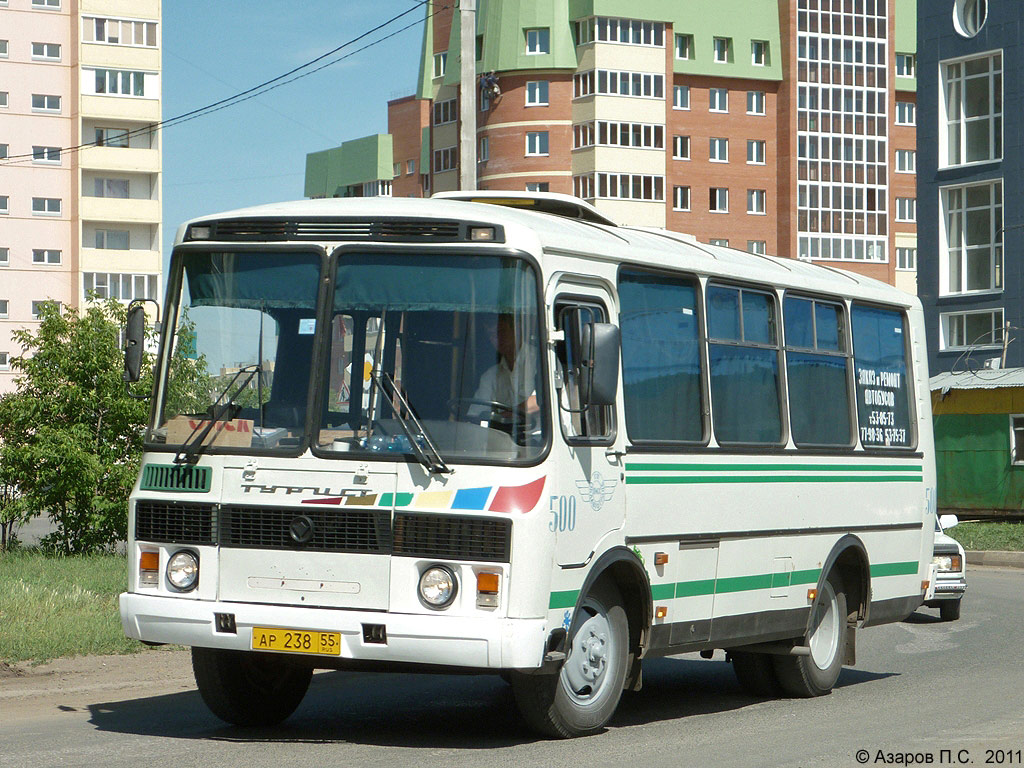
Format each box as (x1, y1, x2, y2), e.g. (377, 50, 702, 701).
(965, 550, 1024, 569)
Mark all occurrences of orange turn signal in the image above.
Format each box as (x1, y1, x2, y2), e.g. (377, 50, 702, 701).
(807, 588, 818, 602)
(921, 580, 930, 591)
(655, 606, 668, 619)
(139, 551, 159, 571)
(654, 552, 669, 566)
(477, 572, 500, 594)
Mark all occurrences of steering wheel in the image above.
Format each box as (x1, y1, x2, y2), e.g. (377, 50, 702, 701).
(447, 397, 516, 420)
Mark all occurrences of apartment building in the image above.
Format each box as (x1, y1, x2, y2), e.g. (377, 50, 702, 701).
(917, 0, 1016, 373)
(0, 0, 162, 395)
(306, 0, 917, 291)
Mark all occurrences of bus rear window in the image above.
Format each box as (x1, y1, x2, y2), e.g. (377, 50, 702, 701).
(851, 304, 914, 449)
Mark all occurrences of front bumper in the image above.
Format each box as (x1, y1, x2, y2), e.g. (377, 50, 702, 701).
(924, 576, 966, 605)
(120, 592, 547, 670)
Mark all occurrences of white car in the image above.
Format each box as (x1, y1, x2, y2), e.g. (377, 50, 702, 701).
(924, 514, 967, 621)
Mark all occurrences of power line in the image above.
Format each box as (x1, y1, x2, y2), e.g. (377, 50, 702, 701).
(0, 1, 447, 166)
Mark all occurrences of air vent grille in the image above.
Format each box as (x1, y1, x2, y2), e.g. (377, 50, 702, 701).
(393, 513, 511, 563)
(219, 506, 392, 553)
(135, 501, 216, 545)
(193, 217, 488, 243)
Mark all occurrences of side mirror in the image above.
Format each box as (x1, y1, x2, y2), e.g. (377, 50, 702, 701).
(938, 514, 959, 531)
(123, 302, 146, 383)
(580, 322, 620, 407)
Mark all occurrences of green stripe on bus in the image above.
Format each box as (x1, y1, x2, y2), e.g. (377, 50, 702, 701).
(870, 561, 920, 578)
(625, 463, 922, 473)
(675, 578, 717, 598)
(626, 475, 921, 485)
(651, 583, 675, 601)
(549, 590, 579, 610)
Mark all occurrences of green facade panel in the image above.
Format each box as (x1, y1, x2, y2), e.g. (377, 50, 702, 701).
(934, 413, 1024, 512)
(894, 0, 917, 53)
(417, 1, 435, 100)
(304, 134, 394, 198)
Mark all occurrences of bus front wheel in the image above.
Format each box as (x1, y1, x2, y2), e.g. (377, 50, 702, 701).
(511, 581, 629, 738)
(192, 647, 313, 726)
(774, 573, 847, 697)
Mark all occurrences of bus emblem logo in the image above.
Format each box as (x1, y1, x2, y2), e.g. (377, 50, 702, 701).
(289, 515, 315, 545)
(576, 472, 618, 512)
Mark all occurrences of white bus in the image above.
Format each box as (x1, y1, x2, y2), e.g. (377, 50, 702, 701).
(121, 192, 936, 737)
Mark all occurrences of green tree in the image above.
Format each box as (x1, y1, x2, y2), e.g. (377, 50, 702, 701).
(0, 300, 149, 554)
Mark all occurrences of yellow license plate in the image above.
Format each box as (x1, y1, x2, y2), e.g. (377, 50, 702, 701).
(251, 626, 342, 656)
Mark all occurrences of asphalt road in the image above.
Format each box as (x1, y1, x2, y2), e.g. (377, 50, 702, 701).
(2, 567, 1021, 768)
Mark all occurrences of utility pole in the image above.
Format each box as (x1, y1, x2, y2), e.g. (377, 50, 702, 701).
(459, 0, 477, 191)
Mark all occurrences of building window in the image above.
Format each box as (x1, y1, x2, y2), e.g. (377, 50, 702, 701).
(0, 247, 8, 265)
(895, 197, 916, 222)
(95, 127, 131, 147)
(709, 88, 728, 112)
(433, 98, 457, 126)
(0, 352, 9, 371)
(747, 189, 766, 214)
(673, 85, 690, 110)
(746, 90, 765, 115)
(31, 42, 61, 60)
(526, 131, 549, 156)
(526, 80, 549, 106)
(0, 299, 8, 318)
(896, 53, 915, 77)
(31, 301, 61, 319)
(407, 160, 415, 175)
(32, 0, 61, 8)
(896, 247, 917, 271)
(433, 52, 447, 79)
(525, 28, 550, 55)
(89, 69, 150, 97)
(31, 94, 61, 112)
(748, 240, 767, 255)
(710, 137, 728, 163)
(896, 101, 916, 125)
(940, 308, 1003, 349)
(32, 249, 61, 264)
(574, 69, 664, 99)
(675, 34, 693, 60)
(575, 121, 663, 149)
(751, 40, 768, 66)
(673, 135, 690, 160)
(31, 197, 61, 216)
(0, 196, 8, 215)
(709, 239, 729, 247)
(0, 92, 7, 108)
(673, 186, 690, 211)
(1011, 415, 1024, 464)
(942, 180, 1003, 294)
(713, 37, 731, 63)
(895, 149, 916, 173)
(710, 187, 729, 212)
(433, 146, 457, 173)
(526, 182, 550, 193)
(478, 136, 489, 163)
(83, 272, 158, 302)
(92, 178, 129, 198)
(941, 53, 1002, 166)
(0, 144, 8, 159)
(95, 229, 130, 250)
(581, 172, 664, 201)
(954, 0, 989, 38)
(32, 146, 61, 164)
(587, 18, 664, 47)
(747, 139, 766, 164)
(83, 17, 158, 47)
(0, 40, 8, 58)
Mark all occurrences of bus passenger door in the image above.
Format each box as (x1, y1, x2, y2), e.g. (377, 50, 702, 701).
(550, 288, 626, 567)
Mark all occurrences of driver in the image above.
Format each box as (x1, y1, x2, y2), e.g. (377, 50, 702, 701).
(469, 313, 539, 423)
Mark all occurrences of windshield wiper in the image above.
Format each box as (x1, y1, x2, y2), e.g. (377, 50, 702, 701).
(367, 371, 452, 475)
(174, 364, 260, 465)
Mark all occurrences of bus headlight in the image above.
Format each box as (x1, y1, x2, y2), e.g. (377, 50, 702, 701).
(167, 550, 199, 591)
(418, 565, 457, 609)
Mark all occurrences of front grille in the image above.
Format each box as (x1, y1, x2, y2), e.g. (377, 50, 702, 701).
(219, 505, 392, 553)
(140, 463, 211, 493)
(135, 500, 216, 545)
(195, 217, 482, 243)
(393, 513, 511, 563)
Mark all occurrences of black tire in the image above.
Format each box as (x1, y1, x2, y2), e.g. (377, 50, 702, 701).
(731, 651, 782, 697)
(939, 599, 962, 621)
(511, 581, 629, 738)
(774, 573, 848, 698)
(191, 647, 313, 726)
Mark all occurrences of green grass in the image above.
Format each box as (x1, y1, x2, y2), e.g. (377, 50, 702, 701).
(945, 521, 1024, 552)
(0, 550, 143, 663)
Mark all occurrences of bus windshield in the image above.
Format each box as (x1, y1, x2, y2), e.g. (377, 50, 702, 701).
(319, 252, 546, 463)
(151, 249, 546, 464)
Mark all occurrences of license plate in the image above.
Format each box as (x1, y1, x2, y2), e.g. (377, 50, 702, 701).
(251, 626, 342, 656)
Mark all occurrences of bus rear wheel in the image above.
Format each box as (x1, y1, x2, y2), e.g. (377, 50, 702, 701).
(192, 647, 313, 726)
(512, 581, 629, 738)
(774, 573, 847, 698)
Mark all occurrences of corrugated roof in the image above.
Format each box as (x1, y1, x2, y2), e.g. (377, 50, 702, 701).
(930, 368, 1024, 391)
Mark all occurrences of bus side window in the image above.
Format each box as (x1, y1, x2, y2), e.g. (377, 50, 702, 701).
(555, 301, 613, 441)
(851, 304, 915, 449)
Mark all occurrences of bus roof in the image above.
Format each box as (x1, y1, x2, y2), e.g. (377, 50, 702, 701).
(177, 196, 918, 309)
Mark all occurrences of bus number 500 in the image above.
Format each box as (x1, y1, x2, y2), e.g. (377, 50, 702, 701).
(549, 495, 576, 532)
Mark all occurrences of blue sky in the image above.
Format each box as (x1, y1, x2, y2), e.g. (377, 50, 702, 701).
(161, 1, 426, 257)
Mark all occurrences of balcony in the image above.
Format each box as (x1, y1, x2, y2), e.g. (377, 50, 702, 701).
(79, 196, 160, 224)
(80, 45, 160, 72)
(79, 247, 161, 274)
(79, 146, 160, 174)
(81, 95, 160, 123)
